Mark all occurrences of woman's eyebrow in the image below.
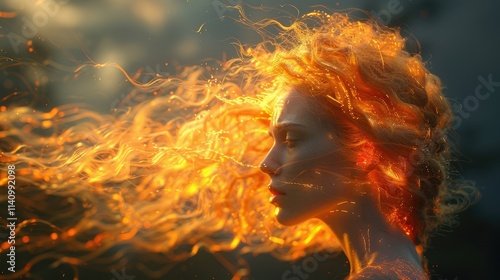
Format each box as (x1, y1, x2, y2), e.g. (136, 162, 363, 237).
(268, 122, 307, 136)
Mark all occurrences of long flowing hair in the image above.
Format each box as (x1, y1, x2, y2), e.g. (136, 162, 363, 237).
(0, 10, 477, 279)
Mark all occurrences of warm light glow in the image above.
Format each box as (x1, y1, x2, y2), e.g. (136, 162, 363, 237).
(51, 232, 59, 240)
(0, 9, 469, 280)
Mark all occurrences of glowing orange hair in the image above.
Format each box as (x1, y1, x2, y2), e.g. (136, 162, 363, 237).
(0, 10, 477, 279)
(245, 10, 478, 249)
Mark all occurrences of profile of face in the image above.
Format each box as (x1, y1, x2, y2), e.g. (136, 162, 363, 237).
(260, 89, 358, 226)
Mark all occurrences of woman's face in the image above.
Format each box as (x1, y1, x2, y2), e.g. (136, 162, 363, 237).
(260, 89, 356, 226)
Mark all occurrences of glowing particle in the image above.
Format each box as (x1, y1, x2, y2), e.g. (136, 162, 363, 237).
(269, 236, 284, 245)
(196, 22, 206, 33)
(41, 120, 52, 128)
(50, 232, 58, 240)
(122, 217, 130, 224)
(27, 40, 34, 53)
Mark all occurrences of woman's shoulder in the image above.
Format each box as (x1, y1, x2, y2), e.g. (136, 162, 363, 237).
(346, 259, 428, 280)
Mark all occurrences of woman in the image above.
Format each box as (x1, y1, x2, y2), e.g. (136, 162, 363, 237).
(1, 10, 476, 279)
(253, 11, 479, 279)
(261, 88, 427, 278)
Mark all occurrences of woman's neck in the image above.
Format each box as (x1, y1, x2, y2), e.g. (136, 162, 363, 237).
(318, 194, 424, 276)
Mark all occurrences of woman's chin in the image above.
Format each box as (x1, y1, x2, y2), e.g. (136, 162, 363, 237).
(274, 208, 305, 226)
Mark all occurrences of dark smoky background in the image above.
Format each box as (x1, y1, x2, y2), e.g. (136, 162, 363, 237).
(0, 0, 498, 279)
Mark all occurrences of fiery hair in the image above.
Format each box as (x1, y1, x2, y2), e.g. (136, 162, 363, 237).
(245, 11, 478, 248)
(0, 10, 477, 279)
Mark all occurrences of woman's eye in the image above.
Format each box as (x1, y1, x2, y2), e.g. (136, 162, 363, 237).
(283, 132, 300, 147)
(284, 138, 298, 147)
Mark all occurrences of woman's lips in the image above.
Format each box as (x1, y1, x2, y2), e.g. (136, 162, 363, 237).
(269, 185, 286, 206)
(269, 185, 286, 195)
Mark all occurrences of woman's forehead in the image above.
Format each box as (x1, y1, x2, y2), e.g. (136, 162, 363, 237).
(271, 89, 319, 129)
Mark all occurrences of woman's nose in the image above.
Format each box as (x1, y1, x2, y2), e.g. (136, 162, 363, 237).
(259, 151, 280, 175)
(259, 162, 275, 174)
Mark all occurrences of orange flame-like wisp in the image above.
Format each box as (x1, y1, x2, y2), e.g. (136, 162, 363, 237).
(0, 61, 338, 280)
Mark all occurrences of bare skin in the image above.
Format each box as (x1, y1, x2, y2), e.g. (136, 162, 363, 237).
(260, 89, 426, 279)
